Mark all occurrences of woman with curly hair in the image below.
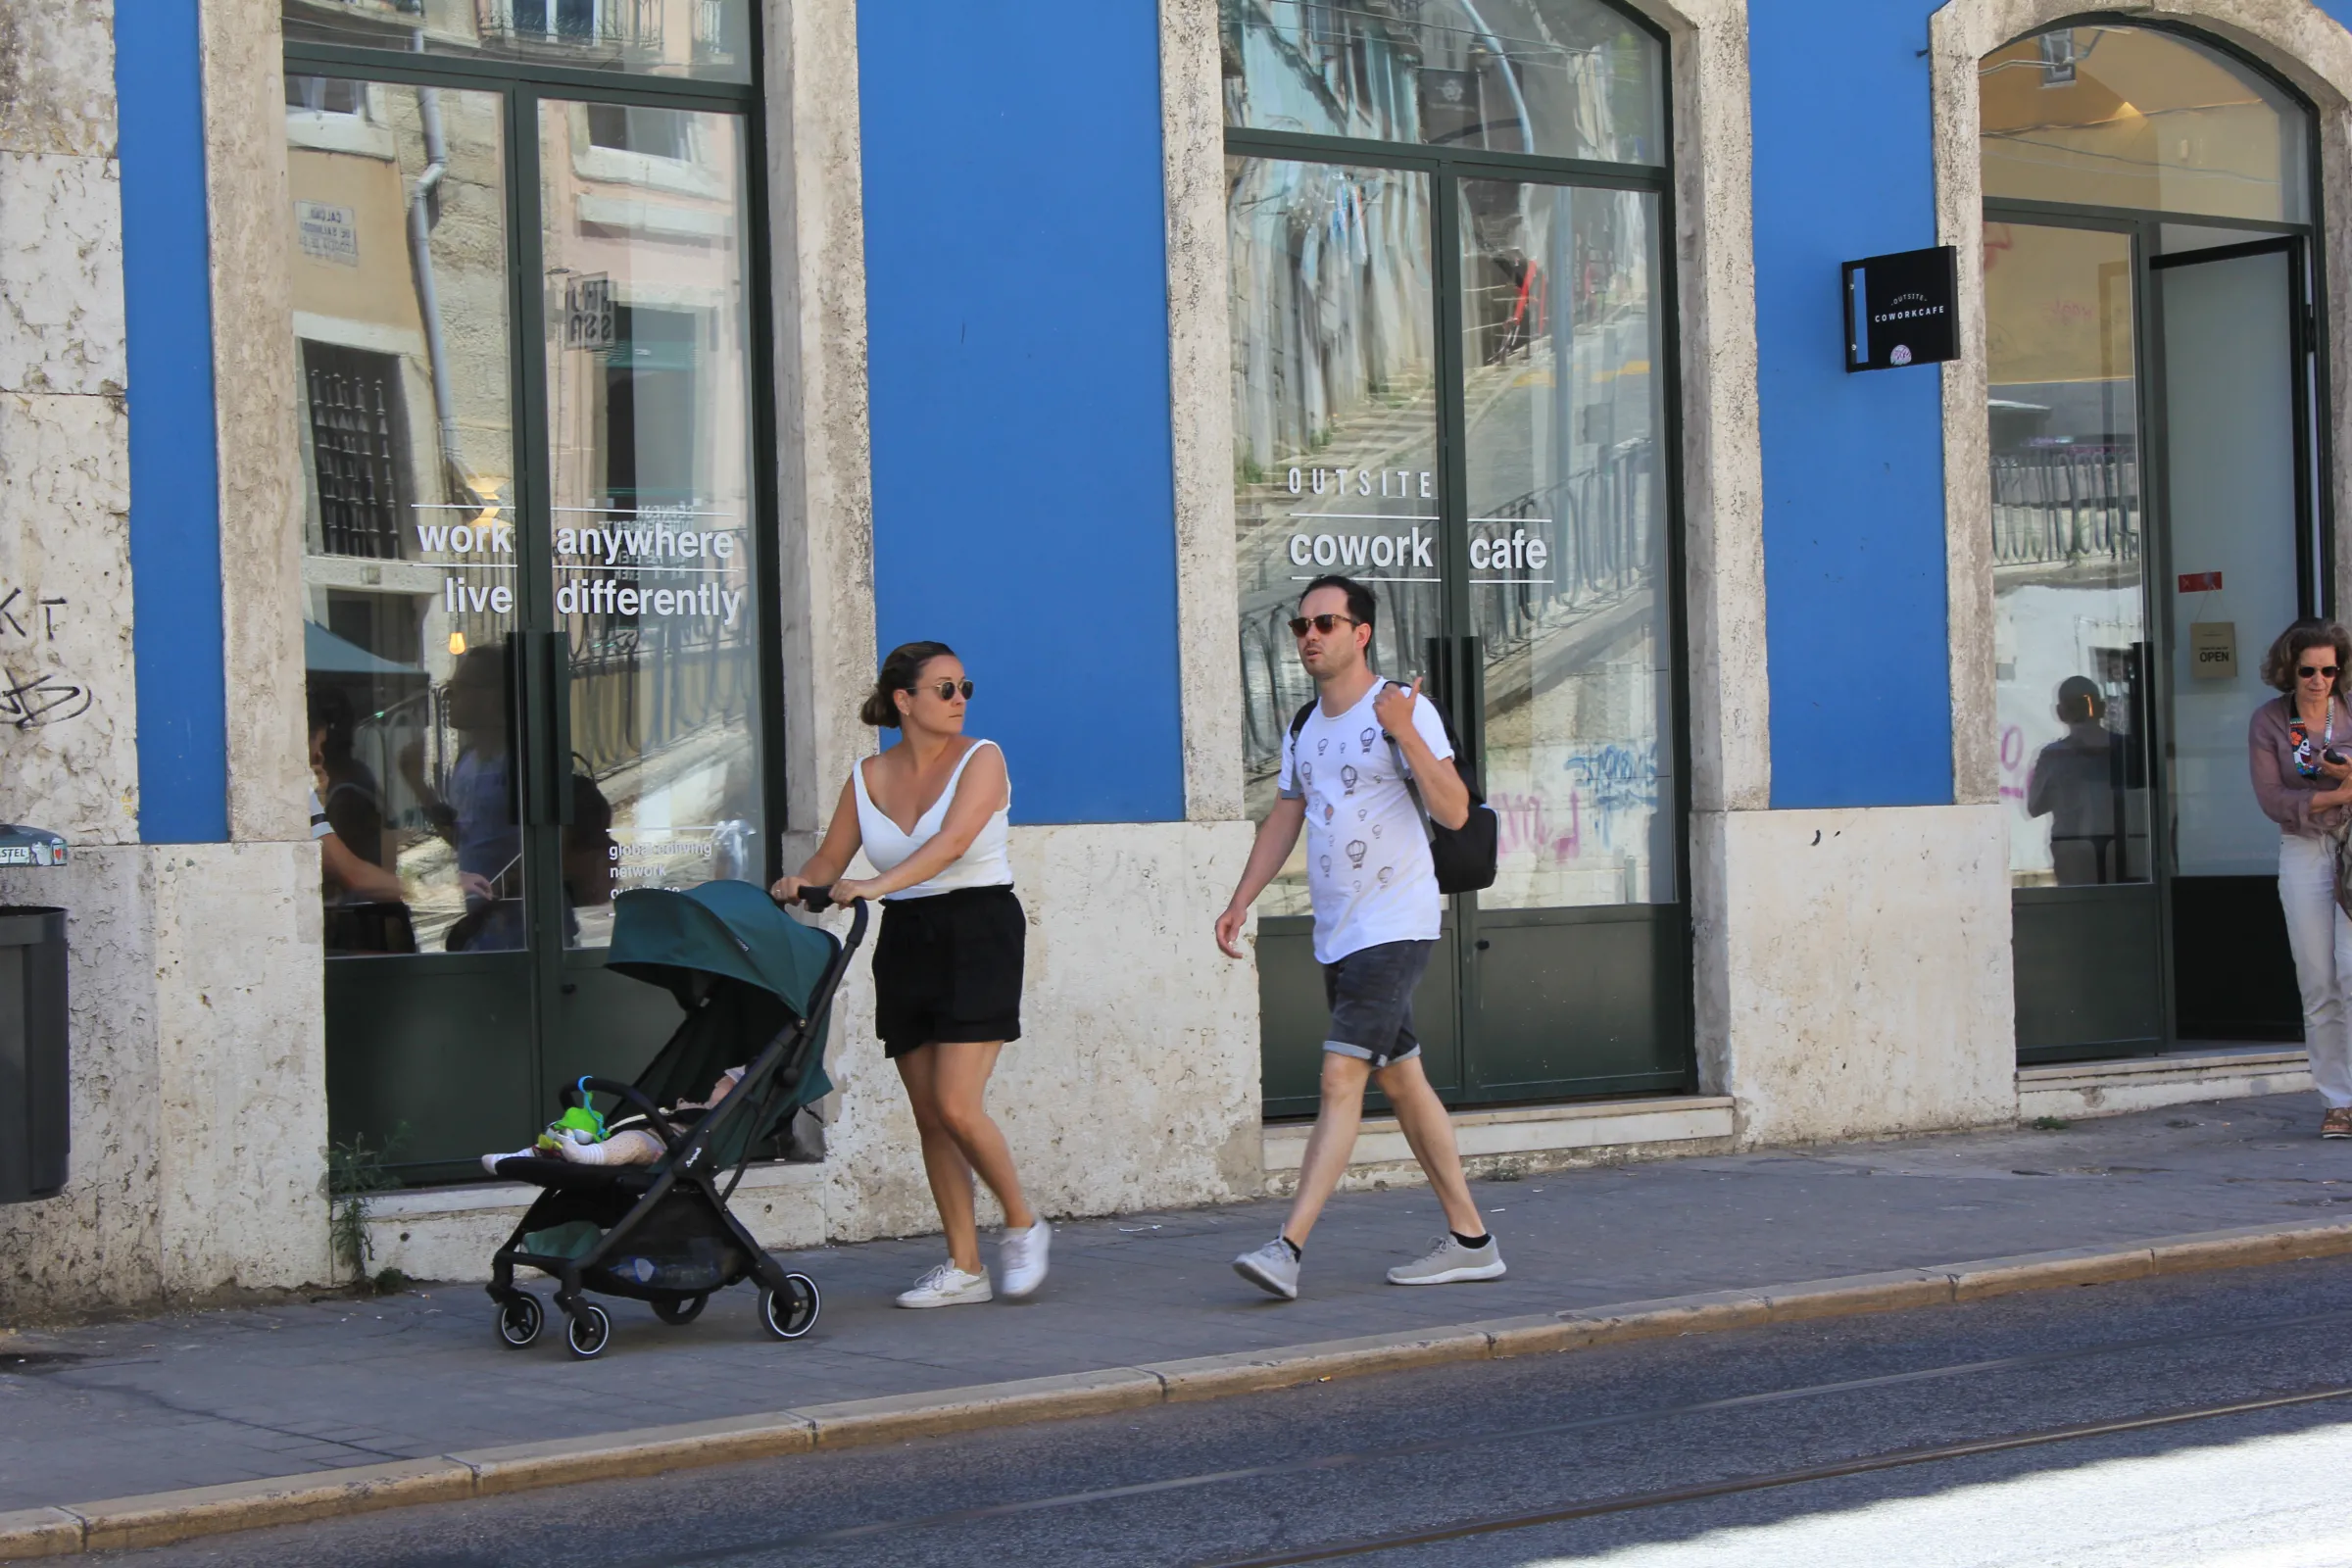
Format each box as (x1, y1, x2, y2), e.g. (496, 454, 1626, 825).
(2251, 618, 2352, 1138)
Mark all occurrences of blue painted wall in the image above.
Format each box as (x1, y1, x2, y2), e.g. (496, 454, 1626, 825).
(116, 0, 228, 843)
(1751, 3, 1952, 808)
(857, 3, 1186, 824)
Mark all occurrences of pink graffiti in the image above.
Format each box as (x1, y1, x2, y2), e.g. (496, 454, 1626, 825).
(1490, 789, 1580, 862)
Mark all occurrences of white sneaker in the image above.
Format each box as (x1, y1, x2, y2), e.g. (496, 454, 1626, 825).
(481, 1147, 535, 1175)
(894, 1262, 993, 1309)
(1233, 1237, 1301, 1299)
(1387, 1234, 1506, 1286)
(1000, 1220, 1051, 1298)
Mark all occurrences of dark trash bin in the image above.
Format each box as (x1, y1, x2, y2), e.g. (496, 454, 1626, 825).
(0, 906, 67, 1202)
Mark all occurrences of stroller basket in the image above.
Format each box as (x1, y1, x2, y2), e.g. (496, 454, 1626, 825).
(484, 882, 867, 1358)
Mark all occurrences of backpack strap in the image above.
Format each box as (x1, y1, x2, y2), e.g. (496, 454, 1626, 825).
(1284, 699, 1317, 791)
(1377, 682, 1440, 845)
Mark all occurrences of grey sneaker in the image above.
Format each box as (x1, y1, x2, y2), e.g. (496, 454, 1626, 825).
(1387, 1234, 1506, 1286)
(895, 1262, 993, 1308)
(1233, 1238, 1300, 1299)
(1000, 1220, 1051, 1298)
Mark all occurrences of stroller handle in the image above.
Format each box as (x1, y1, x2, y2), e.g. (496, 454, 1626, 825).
(784, 884, 864, 912)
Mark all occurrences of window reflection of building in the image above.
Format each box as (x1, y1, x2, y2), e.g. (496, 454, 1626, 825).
(541, 98, 761, 944)
(1225, 0, 1674, 913)
(285, 0, 748, 80)
(287, 75, 515, 951)
(1222, 0, 1662, 164)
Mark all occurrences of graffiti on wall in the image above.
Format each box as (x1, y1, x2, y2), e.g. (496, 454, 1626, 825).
(0, 586, 86, 728)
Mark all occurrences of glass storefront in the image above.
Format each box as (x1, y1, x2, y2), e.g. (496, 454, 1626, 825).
(1982, 23, 2322, 1056)
(1225, 0, 1688, 1114)
(282, 7, 771, 1178)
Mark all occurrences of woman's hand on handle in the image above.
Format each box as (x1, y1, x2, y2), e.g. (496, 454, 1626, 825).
(830, 878, 876, 906)
(769, 874, 808, 904)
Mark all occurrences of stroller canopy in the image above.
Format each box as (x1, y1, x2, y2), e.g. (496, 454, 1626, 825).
(608, 880, 838, 1015)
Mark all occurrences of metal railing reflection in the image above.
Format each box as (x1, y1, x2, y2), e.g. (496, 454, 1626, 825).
(1990, 444, 2141, 569)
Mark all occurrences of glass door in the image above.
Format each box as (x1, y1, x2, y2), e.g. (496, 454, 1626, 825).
(285, 40, 773, 1181)
(1453, 176, 1686, 1100)
(1229, 155, 1688, 1116)
(1230, 157, 1463, 1113)
(1986, 215, 2321, 1059)
(2155, 236, 2315, 1039)
(1985, 220, 2164, 1058)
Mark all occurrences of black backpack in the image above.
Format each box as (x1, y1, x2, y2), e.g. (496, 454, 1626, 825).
(1287, 684, 1499, 895)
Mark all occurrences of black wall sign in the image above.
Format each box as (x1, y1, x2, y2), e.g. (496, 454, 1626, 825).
(1842, 245, 1958, 372)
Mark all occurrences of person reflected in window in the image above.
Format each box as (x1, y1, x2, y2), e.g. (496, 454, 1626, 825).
(312, 789, 403, 906)
(418, 645, 523, 952)
(309, 686, 387, 872)
(561, 768, 617, 914)
(2027, 675, 2134, 885)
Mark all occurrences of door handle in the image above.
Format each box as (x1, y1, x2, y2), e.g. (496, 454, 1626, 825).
(1475, 939, 1492, 951)
(541, 630, 574, 826)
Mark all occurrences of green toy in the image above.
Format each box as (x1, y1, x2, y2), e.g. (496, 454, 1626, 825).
(533, 1102, 607, 1155)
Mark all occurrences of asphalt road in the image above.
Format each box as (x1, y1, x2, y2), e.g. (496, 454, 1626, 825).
(103, 1255, 2352, 1568)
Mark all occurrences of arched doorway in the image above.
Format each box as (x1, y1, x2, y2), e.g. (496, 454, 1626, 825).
(1981, 22, 2325, 1058)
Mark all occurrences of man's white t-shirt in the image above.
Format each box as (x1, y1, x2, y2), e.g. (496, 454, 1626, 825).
(1278, 682, 1453, 965)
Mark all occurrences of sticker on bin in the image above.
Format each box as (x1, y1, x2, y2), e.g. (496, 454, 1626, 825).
(0, 826, 68, 866)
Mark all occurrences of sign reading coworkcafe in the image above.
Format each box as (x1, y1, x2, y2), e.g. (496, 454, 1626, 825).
(1842, 245, 1959, 372)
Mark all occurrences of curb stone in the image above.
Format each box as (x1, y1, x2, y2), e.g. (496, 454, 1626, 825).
(6, 1216, 2351, 1560)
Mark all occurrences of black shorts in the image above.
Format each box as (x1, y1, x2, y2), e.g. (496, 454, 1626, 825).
(1322, 939, 1435, 1068)
(871, 885, 1025, 1058)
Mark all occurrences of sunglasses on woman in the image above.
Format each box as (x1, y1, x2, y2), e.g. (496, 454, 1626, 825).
(2303, 664, 2340, 680)
(1288, 612, 1360, 639)
(915, 678, 975, 701)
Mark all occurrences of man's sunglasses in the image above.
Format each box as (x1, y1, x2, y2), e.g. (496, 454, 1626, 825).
(914, 678, 975, 701)
(1289, 613, 1361, 639)
(2303, 664, 2341, 680)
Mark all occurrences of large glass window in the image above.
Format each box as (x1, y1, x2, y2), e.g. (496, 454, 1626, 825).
(289, 77, 527, 953)
(1228, 0, 1684, 1110)
(539, 99, 763, 945)
(283, 12, 770, 1180)
(1981, 24, 2308, 221)
(1231, 157, 1442, 917)
(283, 0, 752, 83)
(1459, 177, 1671, 908)
(1222, 0, 1662, 164)
(1985, 221, 2151, 889)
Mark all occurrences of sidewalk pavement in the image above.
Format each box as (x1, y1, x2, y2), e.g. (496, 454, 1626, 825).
(7, 1092, 2352, 1533)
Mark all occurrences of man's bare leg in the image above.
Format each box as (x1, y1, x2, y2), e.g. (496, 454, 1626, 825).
(1280, 1051, 1376, 1247)
(1375, 1054, 1485, 1238)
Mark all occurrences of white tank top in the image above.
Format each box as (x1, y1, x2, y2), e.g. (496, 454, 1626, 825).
(852, 738, 1012, 901)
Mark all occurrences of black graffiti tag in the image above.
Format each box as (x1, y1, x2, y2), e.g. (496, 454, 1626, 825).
(0, 669, 90, 727)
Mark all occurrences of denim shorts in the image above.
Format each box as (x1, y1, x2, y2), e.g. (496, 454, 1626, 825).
(1321, 939, 1435, 1068)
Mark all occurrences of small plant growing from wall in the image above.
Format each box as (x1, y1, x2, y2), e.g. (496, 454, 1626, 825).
(324, 1127, 408, 1292)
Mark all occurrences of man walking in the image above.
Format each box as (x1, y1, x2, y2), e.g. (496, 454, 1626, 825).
(1214, 574, 1502, 1299)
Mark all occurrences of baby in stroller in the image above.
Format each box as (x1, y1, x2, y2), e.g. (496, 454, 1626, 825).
(482, 1066, 747, 1173)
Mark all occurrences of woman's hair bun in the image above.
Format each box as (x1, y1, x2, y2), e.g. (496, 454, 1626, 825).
(861, 640, 956, 728)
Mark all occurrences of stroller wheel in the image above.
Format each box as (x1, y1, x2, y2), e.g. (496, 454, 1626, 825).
(565, 1302, 612, 1359)
(652, 1294, 708, 1327)
(759, 1273, 819, 1340)
(495, 1293, 543, 1348)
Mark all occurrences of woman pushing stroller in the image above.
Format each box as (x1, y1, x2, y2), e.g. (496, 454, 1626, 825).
(773, 641, 1047, 1308)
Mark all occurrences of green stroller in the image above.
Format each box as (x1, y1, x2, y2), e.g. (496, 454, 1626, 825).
(484, 882, 864, 1357)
